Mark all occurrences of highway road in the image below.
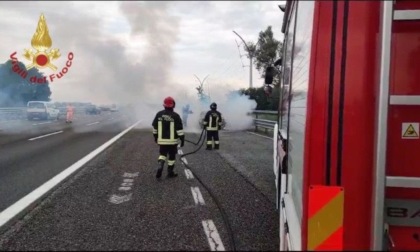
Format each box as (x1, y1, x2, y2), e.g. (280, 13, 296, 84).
(0, 111, 136, 212)
(0, 112, 278, 251)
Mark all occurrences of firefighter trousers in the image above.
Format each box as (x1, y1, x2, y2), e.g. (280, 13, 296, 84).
(206, 130, 219, 149)
(158, 144, 178, 167)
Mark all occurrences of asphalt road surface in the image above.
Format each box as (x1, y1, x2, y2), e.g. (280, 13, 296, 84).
(0, 111, 136, 212)
(0, 119, 279, 251)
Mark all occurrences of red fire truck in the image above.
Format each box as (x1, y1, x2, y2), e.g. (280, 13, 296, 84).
(266, 0, 420, 250)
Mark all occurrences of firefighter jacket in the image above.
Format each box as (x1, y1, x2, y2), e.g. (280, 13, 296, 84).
(152, 109, 184, 145)
(203, 110, 223, 131)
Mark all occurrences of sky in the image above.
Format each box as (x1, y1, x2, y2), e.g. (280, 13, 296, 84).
(0, 1, 285, 106)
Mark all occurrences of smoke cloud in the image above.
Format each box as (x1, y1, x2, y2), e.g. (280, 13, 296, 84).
(0, 1, 263, 134)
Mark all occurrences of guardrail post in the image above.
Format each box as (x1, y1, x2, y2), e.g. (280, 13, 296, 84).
(255, 112, 258, 132)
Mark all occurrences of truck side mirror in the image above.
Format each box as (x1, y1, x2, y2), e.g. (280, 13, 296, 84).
(265, 66, 275, 85)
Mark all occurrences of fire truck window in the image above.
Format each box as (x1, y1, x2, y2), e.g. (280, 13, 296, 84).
(285, 1, 315, 224)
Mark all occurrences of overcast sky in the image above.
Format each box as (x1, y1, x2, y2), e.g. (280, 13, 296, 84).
(0, 1, 285, 105)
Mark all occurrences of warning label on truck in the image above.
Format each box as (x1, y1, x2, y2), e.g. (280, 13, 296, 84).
(402, 123, 419, 139)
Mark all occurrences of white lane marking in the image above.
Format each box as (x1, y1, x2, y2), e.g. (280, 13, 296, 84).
(123, 179, 134, 183)
(0, 119, 142, 228)
(247, 131, 273, 140)
(191, 187, 205, 205)
(202, 220, 225, 251)
(28, 130, 63, 141)
(87, 121, 100, 126)
(123, 172, 139, 178)
(32, 121, 52, 126)
(118, 187, 131, 191)
(181, 157, 188, 165)
(184, 169, 194, 180)
(108, 194, 132, 204)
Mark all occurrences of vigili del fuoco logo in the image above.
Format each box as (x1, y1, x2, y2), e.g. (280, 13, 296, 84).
(9, 13, 74, 84)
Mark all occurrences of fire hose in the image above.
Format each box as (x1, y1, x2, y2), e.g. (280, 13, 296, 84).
(180, 128, 237, 251)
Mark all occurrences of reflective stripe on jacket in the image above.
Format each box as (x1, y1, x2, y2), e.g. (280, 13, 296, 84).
(152, 109, 184, 145)
(203, 110, 222, 131)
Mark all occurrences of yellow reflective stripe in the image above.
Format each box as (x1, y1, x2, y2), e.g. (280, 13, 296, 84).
(158, 155, 166, 161)
(158, 121, 162, 141)
(158, 142, 178, 145)
(168, 160, 175, 166)
(153, 129, 157, 134)
(157, 120, 177, 143)
(170, 121, 174, 140)
(209, 117, 212, 127)
(158, 139, 178, 143)
(177, 130, 184, 136)
(214, 141, 219, 144)
(207, 141, 213, 144)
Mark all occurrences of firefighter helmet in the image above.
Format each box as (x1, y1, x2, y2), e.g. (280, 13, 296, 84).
(210, 102, 217, 110)
(163, 96, 175, 108)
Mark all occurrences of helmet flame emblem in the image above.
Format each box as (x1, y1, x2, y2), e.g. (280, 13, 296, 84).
(23, 14, 61, 71)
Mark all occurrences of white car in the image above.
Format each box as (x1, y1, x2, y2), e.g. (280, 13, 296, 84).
(27, 101, 60, 121)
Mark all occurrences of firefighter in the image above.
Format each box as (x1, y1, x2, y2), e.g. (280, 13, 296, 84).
(152, 96, 185, 179)
(182, 104, 193, 127)
(66, 103, 74, 123)
(203, 102, 223, 150)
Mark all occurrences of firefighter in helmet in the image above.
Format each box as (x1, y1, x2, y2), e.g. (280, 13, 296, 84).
(152, 96, 185, 179)
(203, 102, 223, 150)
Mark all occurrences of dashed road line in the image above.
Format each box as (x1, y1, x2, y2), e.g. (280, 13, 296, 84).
(184, 169, 194, 180)
(28, 130, 63, 141)
(191, 187, 205, 205)
(32, 121, 53, 126)
(87, 121, 100, 126)
(0, 120, 142, 230)
(202, 220, 225, 251)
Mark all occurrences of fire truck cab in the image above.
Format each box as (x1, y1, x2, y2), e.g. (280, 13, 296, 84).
(267, 0, 420, 250)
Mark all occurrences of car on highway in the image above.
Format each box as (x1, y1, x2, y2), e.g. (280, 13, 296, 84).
(110, 104, 118, 112)
(27, 101, 60, 121)
(85, 105, 101, 115)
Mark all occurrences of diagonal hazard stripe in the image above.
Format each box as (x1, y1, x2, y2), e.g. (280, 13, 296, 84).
(315, 226, 343, 250)
(308, 190, 344, 250)
(308, 186, 342, 219)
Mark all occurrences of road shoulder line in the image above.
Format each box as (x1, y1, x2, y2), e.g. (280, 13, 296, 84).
(0, 119, 142, 234)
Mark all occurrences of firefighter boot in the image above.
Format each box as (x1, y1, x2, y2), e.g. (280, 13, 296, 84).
(156, 160, 165, 179)
(206, 144, 212, 150)
(215, 143, 219, 150)
(167, 165, 178, 178)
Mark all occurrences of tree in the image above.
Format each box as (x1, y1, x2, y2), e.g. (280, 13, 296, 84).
(195, 82, 210, 104)
(246, 26, 283, 86)
(0, 60, 51, 107)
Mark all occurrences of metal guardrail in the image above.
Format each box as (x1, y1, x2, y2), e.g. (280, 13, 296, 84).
(0, 107, 87, 121)
(252, 110, 278, 133)
(0, 107, 26, 121)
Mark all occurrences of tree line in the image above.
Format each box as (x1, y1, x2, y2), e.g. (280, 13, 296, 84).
(0, 60, 52, 107)
(197, 26, 284, 111)
(240, 26, 283, 111)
